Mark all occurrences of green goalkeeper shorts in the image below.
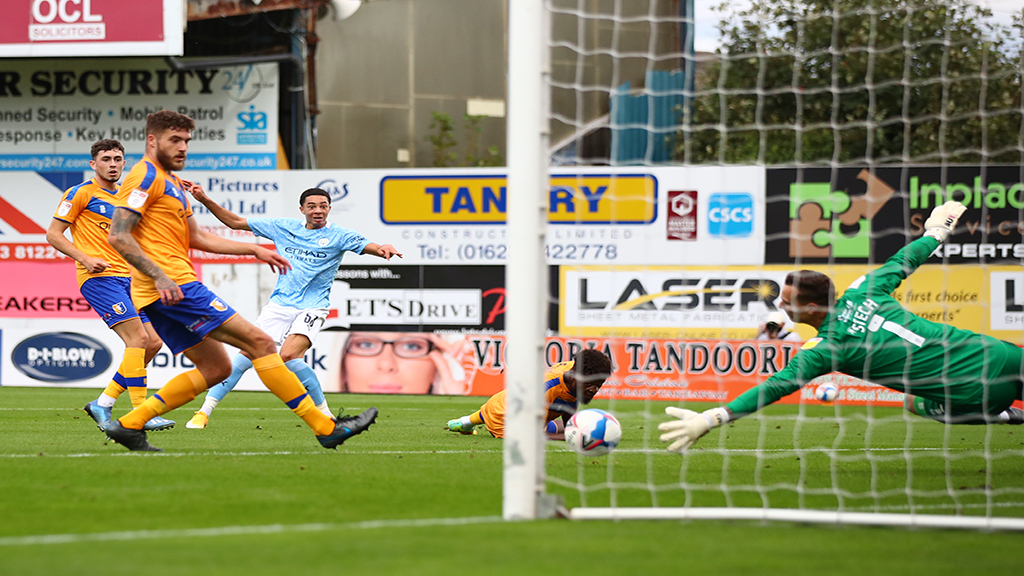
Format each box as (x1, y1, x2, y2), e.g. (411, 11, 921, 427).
(911, 379, 1022, 424)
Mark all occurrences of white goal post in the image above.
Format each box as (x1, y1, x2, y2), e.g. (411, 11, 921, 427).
(503, 0, 551, 520)
(505, 0, 1024, 529)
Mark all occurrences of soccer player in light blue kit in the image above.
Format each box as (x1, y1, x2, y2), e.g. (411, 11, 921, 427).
(184, 186, 402, 429)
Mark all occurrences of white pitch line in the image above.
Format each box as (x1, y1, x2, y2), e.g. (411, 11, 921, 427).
(0, 448, 505, 458)
(0, 515, 505, 547)
(1, 446, 1020, 459)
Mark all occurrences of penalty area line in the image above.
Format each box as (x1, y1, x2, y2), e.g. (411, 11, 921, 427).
(0, 515, 505, 547)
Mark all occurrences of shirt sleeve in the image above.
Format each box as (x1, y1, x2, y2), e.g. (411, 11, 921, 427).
(120, 165, 165, 216)
(53, 187, 85, 224)
(857, 236, 940, 297)
(725, 340, 834, 417)
(338, 227, 371, 254)
(546, 383, 578, 416)
(246, 218, 278, 241)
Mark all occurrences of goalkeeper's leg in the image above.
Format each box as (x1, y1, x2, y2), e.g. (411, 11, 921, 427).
(904, 393, 1023, 425)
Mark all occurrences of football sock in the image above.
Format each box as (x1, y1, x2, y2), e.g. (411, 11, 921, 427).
(200, 354, 253, 416)
(469, 411, 485, 426)
(198, 395, 220, 417)
(285, 358, 331, 416)
(99, 350, 139, 407)
(119, 348, 149, 409)
(118, 370, 207, 430)
(97, 392, 118, 409)
(252, 354, 335, 436)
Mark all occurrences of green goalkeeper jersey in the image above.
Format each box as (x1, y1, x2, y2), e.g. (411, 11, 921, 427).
(727, 236, 1024, 417)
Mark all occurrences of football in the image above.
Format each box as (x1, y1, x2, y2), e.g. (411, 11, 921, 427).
(814, 382, 838, 403)
(565, 409, 622, 456)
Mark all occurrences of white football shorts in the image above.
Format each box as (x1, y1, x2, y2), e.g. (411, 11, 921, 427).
(254, 302, 329, 346)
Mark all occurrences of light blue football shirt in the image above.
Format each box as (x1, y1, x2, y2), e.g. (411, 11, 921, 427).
(248, 218, 370, 309)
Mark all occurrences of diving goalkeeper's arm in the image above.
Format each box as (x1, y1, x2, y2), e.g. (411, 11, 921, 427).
(658, 201, 967, 453)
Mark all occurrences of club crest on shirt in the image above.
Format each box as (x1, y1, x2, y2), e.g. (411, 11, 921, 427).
(112, 302, 127, 315)
(57, 201, 73, 217)
(209, 298, 228, 312)
(127, 190, 148, 209)
(318, 238, 330, 247)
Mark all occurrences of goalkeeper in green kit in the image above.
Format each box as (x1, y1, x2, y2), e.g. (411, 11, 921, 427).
(660, 201, 1024, 453)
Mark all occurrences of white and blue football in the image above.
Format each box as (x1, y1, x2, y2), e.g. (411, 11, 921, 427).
(565, 409, 622, 456)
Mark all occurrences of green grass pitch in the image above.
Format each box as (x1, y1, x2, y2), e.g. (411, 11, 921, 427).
(1, 386, 1022, 575)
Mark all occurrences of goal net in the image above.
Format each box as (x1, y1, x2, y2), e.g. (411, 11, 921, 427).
(505, 0, 1024, 529)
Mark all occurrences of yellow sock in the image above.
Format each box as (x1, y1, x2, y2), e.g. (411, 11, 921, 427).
(470, 411, 485, 426)
(253, 354, 335, 436)
(102, 381, 127, 401)
(118, 369, 206, 430)
(116, 348, 149, 408)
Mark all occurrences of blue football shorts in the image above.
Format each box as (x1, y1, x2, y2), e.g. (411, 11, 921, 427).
(80, 276, 149, 328)
(142, 281, 238, 354)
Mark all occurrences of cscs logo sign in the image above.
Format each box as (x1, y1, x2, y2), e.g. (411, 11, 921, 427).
(707, 193, 754, 238)
(12, 331, 112, 382)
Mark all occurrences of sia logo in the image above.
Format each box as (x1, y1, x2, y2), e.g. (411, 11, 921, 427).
(789, 169, 896, 258)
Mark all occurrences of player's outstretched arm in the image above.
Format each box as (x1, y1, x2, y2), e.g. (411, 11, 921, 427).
(45, 218, 110, 273)
(183, 180, 250, 231)
(862, 200, 968, 296)
(109, 208, 183, 305)
(362, 242, 403, 260)
(659, 340, 831, 453)
(186, 217, 292, 274)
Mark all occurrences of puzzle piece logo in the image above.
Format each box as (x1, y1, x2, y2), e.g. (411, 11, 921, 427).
(789, 169, 896, 258)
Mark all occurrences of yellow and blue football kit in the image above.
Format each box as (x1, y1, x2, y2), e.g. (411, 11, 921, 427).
(113, 157, 337, 437)
(54, 177, 149, 408)
(53, 177, 130, 285)
(474, 361, 581, 438)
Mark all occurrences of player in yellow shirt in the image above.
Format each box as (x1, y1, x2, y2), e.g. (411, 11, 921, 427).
(100, 110, 377, 451)
(445, 348, 612, 438)
(45, 139, 173, 432)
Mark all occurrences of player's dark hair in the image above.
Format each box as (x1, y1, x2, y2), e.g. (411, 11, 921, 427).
(146, 110, 196, 136)
(90, 139, 124, 159)
(786, 270, 834, 308)
(300, 188, 331, 205)
(572, 348, 612, 385)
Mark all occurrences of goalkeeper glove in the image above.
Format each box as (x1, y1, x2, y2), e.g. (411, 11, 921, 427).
(923, 200, 967, 243)
(658, 406, 730, 453)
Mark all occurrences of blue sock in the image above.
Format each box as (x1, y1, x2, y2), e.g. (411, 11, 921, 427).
(207, 354, 254, 402)
(286, 358, 326, 407)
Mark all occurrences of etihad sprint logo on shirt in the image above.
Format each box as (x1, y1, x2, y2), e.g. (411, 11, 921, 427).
(561, 267, 788, 330)
(379, 174, 657, 225)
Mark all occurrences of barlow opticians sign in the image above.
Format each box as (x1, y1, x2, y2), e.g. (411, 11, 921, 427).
(0, 0, 183, 57)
